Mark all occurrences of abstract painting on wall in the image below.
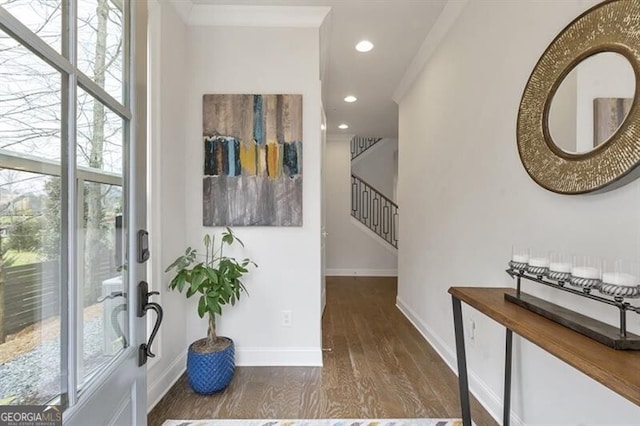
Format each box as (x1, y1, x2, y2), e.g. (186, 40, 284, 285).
(593, 97, 633, 147)
(202, 94, 303, 226)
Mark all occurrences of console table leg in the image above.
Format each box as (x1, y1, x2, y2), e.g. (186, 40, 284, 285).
(452, 296, 472, 426)
(504, 328, 513, 426)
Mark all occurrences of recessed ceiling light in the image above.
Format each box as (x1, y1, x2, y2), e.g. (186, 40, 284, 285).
(355, 40, 374, 52)
(338, 124, 349, 130)
(344, 95, 357, 103)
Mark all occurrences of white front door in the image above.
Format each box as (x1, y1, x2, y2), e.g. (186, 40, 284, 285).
(0, 1, 151, 424)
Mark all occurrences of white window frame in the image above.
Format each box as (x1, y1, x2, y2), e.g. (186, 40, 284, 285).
(0, 0, 132, 409)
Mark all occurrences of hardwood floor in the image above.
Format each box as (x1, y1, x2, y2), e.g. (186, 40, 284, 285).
(147, 276, 497, 426)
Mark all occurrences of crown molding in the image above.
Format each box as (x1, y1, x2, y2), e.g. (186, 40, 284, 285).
(392, 0, 469, 104)
(165, 0, 329, 28)
(180, 3, 331, 27)
(326, 133, 354, 143)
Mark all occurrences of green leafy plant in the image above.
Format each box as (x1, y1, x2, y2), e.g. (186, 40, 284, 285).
(165, 227, 256, 350)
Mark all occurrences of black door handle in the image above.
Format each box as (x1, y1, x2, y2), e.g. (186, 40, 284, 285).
(138, 281, 163, 366)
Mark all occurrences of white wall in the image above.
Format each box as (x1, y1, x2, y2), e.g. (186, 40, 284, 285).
(183, 25, 323, 366)
(146, 1, 189, 411)
(397, 1, 640, 424)
(325, 135, 397, 276)
(351, 138, 398, 202)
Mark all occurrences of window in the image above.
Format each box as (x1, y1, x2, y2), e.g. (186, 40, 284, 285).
(0, 0, 130, 408)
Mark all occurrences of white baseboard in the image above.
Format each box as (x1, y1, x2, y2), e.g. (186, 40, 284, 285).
(326, 268, 397, 277)
(395, 297, 524, 426)
(147, 352, 187, 413)
(236, 347, 323, 366)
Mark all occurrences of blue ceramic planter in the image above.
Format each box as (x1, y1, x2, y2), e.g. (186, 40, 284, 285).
(187, 337, 235, 394)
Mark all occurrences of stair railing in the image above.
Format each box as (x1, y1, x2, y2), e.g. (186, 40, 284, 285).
(350, 174, 398, 248)
(350, 136, 383, 161)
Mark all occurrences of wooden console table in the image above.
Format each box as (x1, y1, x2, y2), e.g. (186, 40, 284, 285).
(448, 286, 640, 426)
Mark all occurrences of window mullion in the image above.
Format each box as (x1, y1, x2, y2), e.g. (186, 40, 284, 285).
(0, 7, 73, 75)
(78, 73, 132, 120)
(75, 177, 85, 388)
(0, 149, 124, 186)
(62, 0, 79, 409)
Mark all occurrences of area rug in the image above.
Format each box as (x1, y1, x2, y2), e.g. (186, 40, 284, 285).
(162, 420, 463, 426)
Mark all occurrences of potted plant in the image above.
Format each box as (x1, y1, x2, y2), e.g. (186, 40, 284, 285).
(165, 227, 256, 394)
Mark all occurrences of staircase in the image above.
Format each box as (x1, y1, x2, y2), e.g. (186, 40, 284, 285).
(350, 136, 398, 248)
(350, 136, 382, 161)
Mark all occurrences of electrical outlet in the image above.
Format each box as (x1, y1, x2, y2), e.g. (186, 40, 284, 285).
(282, 310, 292, 327)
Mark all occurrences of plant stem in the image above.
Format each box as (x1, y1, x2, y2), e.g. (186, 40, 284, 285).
(207, 312, 217, 345)
(205, 235, 209, 266)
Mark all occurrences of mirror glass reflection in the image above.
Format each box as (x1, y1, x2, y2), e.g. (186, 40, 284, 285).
(548, 52, 635, 154)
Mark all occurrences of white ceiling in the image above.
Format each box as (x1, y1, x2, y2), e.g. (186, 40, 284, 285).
(191, 0, 448, 138)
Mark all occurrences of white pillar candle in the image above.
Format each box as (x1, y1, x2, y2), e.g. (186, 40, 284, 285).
(528, 257, 549, 267)
(512, 254, 529, 263)
(549, 262, 572, 273)
(571, 266, 600, 279)
(602, 272, 637, 287)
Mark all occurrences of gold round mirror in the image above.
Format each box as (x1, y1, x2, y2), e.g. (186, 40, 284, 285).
(517, 0, 640, 194)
